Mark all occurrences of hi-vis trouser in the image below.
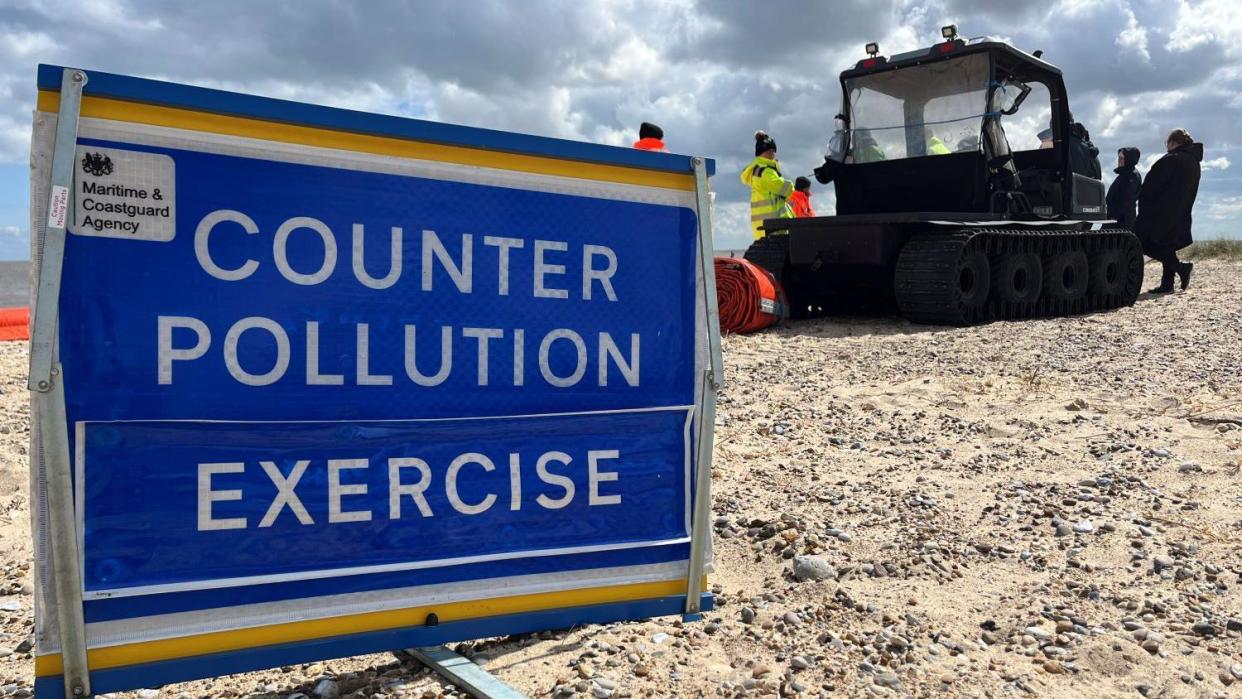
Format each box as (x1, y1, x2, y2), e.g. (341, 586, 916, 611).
(749, 186, 792, 238)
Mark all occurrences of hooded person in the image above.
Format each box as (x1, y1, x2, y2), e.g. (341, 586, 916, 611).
(1135, 128, 1203, 292)
(789, 177, 815, 218)
(633, 122, 666, 152)
(739, 130, 795, 239)
(1067, 120, 1102, 179)
(1106, 147, 1142, 230)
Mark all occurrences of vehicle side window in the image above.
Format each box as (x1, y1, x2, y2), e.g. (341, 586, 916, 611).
(1003, 81, 1052, 152)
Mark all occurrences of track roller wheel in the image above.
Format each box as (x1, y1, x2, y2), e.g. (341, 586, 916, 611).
(1118, 235, 1144, 307)
(991, 251, 1043, 318)
(1041, 248, 1089, 315)
(1088, 247, 1128, 302)
(783, 272, 813, 320)
(955, 248, 992, 323)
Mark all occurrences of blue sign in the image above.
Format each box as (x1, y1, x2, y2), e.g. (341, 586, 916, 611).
(60, 139, 701, 603)
(33, 63, 713, 698)
(81, 409, 692, 596)
(62, 143, 699, 422)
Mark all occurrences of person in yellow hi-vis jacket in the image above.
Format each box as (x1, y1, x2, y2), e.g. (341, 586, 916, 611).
(926, 128, 951, 155)
(740, 130, 795, 239)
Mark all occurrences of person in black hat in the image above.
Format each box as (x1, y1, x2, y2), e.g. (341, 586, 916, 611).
(633, 122, 666, 152)
(739, 130, 794, 239)
(789, 176, 815, 218)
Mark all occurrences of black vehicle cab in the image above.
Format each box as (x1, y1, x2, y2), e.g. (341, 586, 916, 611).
(815, 32, 1106, 220)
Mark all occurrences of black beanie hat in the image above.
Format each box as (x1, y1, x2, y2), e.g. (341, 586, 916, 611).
(794, 176, 811, 191)
(1119, 147, 1140, 168)
(639, 122, 663, 140)
(755, 130, 777, 156)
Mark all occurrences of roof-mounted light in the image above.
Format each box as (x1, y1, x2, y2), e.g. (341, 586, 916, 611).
(865, 42, 879, 57)
(941, 25, 958, 40)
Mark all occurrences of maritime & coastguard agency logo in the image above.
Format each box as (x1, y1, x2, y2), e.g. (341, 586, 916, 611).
(81, 151, 114, 177)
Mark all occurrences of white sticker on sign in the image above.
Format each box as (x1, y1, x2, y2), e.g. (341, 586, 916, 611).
(72, 146, 176, 241)
(47, 185, 69, 229)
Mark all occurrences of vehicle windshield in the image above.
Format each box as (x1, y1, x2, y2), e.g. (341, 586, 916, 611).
(843, 53, 991, 162)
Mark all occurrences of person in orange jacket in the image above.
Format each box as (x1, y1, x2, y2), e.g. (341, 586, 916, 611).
(633, 122, 666, 152)
(789, 177, 815, 218)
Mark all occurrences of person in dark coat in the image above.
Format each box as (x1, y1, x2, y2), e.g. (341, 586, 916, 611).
(1106, 147, 1141, 230)
(1134, 128, 1202, 293)
(1067, 120, 1102, 180)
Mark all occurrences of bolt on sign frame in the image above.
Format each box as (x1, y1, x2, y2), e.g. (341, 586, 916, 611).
(28, 64, 722, 699)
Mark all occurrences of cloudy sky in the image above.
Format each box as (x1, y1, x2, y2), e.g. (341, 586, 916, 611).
(0, 0, 1239, 259)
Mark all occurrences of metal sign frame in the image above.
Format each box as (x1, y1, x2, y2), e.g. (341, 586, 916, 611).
(30, 67, 91, 699)
(684, 158, 723, 619)
(29, 65, 721, 699)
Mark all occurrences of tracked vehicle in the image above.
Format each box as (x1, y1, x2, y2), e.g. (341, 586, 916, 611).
(746, 27, 1143, 325)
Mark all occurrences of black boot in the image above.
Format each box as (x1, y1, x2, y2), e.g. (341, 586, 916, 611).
(1177, 262, 1193, 290)
(1148, 267, 1175, 294)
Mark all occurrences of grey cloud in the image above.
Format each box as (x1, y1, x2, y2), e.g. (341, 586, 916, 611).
(0, 0, 1238, 256)
(668, 0, 891, 69)
(932, 0, 1049, 24)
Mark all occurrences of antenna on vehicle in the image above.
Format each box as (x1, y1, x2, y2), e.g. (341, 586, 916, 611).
(1033, 50, 1044, 58)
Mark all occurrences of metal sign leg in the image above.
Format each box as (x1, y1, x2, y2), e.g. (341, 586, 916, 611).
(683, 369, 718, 619)
(684, 157, 723, 618)
(404, 646, 528, 698)
(34, 369, 90, 697)
(29, 68, 91, 699)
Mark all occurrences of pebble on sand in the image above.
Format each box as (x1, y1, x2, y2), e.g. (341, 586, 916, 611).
(791, 555, 836, 582)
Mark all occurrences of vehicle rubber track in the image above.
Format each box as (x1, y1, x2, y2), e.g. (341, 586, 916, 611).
(743, 233, 821, 318)
(741, 233, 789, 283)
(894, 227, 1142, 325)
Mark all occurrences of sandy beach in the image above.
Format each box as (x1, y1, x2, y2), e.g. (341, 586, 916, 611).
(0, 260, 1239, 698)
